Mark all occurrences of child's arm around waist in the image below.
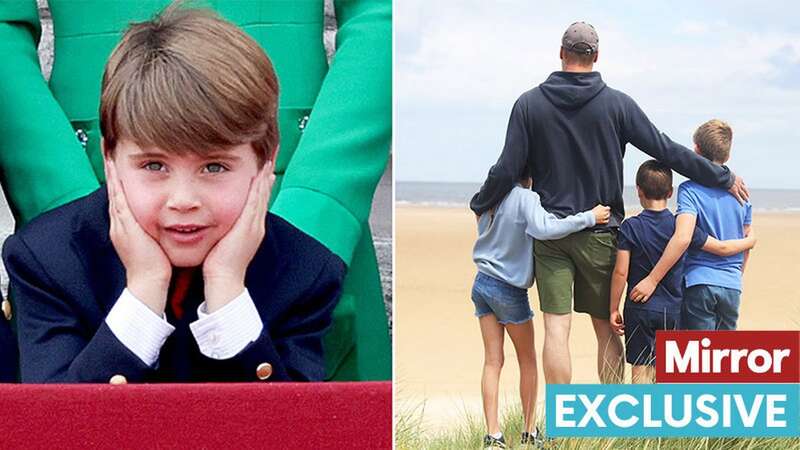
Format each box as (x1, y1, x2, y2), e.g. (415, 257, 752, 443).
(701, 228, 756, 257)
(630, 213, 696, 302)
(522, 192, 609, 240)
(742, 224, 752, 273)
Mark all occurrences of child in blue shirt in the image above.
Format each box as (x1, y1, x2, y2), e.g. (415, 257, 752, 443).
(610, 160, 755, 383)
(627, 120, 753, 332)
(472, 172, 609, 447)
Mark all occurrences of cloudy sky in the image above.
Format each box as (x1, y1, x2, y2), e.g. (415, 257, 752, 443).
(395, 1, 800, 189)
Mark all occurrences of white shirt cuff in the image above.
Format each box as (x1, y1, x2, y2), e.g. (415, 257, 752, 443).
(105, 288, 175, 366)
(189, 288, 263, 360)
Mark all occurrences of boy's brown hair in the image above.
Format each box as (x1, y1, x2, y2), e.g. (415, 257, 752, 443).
(636, 160, 672, 200)
(693, 119, 732, 163)
(99, 3, 279, 166)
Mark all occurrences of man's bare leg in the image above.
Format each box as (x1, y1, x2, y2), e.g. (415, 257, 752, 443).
(543, 312, 572, 384)
(506, 319, 537, 433)
(591, 317, 624, 383)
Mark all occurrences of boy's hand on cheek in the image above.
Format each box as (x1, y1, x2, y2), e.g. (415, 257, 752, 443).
(203, 161, 275, 313)
(106, 160, 172, 314)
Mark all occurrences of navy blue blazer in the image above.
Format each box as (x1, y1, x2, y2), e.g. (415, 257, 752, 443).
(0, 295, 17, 381)
(2, 187, 345, 383)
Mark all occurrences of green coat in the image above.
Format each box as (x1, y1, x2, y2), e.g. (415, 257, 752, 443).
(0, 0, 391, 381)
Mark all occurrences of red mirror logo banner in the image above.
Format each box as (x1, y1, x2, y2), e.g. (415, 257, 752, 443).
(656, 331, 800, 383)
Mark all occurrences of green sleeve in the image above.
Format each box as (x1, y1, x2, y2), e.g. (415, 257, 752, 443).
(0, 1, 99, 226)
(271, 0, 391, 266)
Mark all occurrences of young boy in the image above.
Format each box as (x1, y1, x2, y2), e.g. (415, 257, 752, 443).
(472, 172, 610, 448)
(629, 121, 753, 332)
(2, 6, 345, 383)
(610, 160, 755, 383)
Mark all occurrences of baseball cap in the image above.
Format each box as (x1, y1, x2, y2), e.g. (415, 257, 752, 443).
(562, 22, 598, 54)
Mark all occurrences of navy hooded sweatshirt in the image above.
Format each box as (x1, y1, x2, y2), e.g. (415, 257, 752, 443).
(470, 71, 733, 229)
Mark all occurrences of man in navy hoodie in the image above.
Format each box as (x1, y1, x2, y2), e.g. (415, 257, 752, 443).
(470, 22, 749, 385)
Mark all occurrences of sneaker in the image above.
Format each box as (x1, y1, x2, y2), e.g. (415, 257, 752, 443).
(520, 427, 545, 448)
(483, 433, 507, 449)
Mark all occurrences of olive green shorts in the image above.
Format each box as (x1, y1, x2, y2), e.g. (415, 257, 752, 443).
(533, 230, 617, 320)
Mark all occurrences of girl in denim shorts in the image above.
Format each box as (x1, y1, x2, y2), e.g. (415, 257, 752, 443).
(472, 175, 608, 448)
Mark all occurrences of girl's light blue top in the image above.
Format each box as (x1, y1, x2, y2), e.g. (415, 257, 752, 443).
(473, 186, 595, 289)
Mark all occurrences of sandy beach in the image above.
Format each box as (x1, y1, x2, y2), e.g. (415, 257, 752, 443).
(395, 205, 800, 432)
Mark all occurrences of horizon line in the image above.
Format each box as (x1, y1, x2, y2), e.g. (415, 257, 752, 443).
(395, 180, 800, 191)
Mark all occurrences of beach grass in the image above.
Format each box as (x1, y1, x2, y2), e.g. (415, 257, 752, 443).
(395, 401, 800, 449)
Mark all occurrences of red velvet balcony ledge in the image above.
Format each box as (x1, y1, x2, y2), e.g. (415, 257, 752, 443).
(0, 381, 392, 449)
